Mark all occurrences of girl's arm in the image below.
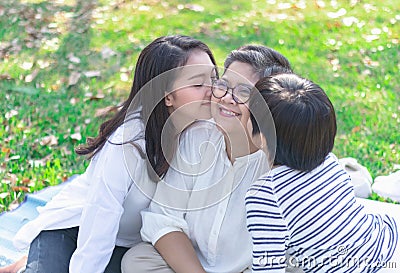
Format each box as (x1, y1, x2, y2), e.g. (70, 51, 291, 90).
(70, 136, 144, 272)
(141, 122, 217, 273)
(140, 173, 207, 273)
(155, 232, 206, 273)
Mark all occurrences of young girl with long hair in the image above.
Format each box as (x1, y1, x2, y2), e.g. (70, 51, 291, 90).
(2, 35, 217, 273)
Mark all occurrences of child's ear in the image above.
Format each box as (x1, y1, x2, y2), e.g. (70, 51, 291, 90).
(165, 93, 173, 107)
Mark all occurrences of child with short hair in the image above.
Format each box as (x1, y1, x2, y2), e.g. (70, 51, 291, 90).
(246, 73, 398, 273)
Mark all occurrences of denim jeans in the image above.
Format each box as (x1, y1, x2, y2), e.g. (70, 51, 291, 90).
(24, 227, 129, 273)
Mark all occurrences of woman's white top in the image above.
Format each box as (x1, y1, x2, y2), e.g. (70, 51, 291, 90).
(141, 121, 269, 273)
(13, 112, 157, 273)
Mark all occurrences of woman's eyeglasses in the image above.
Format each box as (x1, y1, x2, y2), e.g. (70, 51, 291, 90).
(211, 79, 252, 104)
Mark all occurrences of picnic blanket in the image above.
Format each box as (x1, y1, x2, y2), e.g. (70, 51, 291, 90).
(1, 175, 399, 269)
(0, 175, 76, 267)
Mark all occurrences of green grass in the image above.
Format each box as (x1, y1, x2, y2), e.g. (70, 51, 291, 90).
(1, 0, 399, 211)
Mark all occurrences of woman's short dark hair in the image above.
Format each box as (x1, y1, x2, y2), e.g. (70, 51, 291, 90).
(76, 35, 216, 179)
(254, 73, 337, 172)
(224, 45, 292, 77)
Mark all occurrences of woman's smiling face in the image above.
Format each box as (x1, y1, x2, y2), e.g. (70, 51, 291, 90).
(211, 61, 260, 135)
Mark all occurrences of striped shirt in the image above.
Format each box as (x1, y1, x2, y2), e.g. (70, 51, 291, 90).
(245, 153, 398, 273)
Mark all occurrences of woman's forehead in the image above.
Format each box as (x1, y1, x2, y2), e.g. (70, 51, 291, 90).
(222, 61, 259, 85)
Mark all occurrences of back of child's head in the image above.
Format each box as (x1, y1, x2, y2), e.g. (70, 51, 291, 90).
(254, 73, 337, 172)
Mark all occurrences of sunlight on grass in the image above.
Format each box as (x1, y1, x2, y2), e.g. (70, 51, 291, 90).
(1, 0, 399, 210)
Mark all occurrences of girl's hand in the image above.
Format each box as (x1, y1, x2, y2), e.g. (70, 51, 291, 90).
(0, 256, 27, 273)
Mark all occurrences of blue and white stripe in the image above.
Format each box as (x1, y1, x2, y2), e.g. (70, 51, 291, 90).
(246, 154, 398, 273)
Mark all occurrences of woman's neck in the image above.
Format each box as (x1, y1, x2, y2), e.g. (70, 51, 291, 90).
(223, 132, 259, 163)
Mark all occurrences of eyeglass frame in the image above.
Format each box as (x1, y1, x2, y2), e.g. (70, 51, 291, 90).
(211, 77, 253, 104)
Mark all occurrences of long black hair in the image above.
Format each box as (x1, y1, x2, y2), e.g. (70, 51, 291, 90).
(76, 35, 217, 179)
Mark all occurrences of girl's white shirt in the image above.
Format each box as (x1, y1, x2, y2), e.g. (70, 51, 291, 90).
(13, 111, 157, 273)
(141, 120, 269, 273)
